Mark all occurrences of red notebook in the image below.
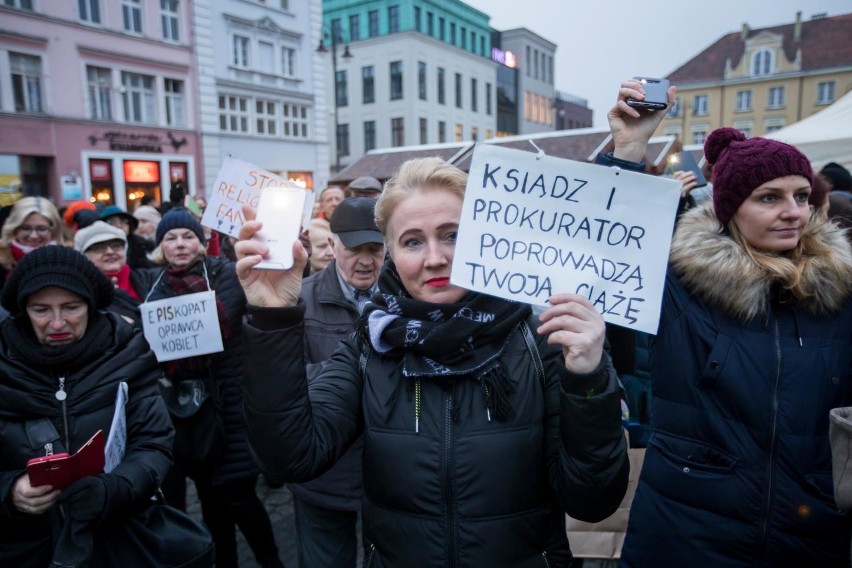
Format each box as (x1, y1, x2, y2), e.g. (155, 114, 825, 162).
(26, 430, 105, 490)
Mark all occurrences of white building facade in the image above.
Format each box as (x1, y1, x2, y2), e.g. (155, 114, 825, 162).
(498, 28, 556, 135)
(193, 0, 329, 193)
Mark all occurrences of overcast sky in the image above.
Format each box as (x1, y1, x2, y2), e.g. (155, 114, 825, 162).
(464, 0, 852, 128)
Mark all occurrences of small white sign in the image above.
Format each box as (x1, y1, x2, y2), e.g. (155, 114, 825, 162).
(104, 382, 128, 473)
(140, 291, 224, 362)
(202, 157, 311, 238)
(451, 145, 681, 334)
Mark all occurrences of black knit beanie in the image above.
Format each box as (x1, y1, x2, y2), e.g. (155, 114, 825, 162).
(156, 208, 206, 246)
(1, 245, 114, 316)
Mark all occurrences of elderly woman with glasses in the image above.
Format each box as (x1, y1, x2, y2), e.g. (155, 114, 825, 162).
(74, 221, 146, 326)
(0, 197, 64, 282)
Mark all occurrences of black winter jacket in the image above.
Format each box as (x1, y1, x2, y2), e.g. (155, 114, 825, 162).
(138, 256, 257, 483)
(0, 312, 173, 567)
(243, 303, 628, 568)
(288, 261, 363, 511)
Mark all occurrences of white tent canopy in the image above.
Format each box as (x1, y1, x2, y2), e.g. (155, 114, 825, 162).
(765, 90, 852, 172)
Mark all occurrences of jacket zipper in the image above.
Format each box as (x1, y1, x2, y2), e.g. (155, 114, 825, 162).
(759, 318, 782, 562)
(541, 551, 551, 567)
(443, 389, 457, 567)
(56, 375, 71, 450)
(366, 543, 376, 567)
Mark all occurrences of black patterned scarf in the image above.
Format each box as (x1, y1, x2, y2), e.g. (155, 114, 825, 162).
(361, 260, 530, 419)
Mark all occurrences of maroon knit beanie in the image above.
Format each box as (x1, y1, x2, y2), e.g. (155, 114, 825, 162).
(704, 127, 814, 224)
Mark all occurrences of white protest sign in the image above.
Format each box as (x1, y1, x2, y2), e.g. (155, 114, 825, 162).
(202, 157, 310, 238)
(140, 291, 224, 362)
(451, 144, 681, 334)
(104, 382, 128, 473)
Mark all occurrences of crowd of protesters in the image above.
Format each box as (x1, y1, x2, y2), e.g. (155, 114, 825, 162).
(0, 78, 850, 568)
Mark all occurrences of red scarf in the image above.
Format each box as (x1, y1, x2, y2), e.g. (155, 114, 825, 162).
(107, 264, 140, 300)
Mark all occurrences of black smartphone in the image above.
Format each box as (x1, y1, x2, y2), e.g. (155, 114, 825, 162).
(667, 151, 707, 188)
(627, 77, 670, 111)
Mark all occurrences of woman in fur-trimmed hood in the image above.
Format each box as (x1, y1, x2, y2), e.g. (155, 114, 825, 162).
(599, 79, 852, 568)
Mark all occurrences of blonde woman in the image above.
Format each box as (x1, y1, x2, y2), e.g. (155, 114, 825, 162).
(0, 197, 64, 278)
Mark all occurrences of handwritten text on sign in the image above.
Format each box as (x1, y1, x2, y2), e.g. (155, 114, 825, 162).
(140, 291, 224, 362)
(450, 145, 681, 334)
(202, 157, 311, 238)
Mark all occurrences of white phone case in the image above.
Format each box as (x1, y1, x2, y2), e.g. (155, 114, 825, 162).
(254, 185, 306, 270)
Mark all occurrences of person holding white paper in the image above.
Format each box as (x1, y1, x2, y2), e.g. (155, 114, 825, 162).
(601, 79, 852, 567)
(138, 208, 282, 568)
(236, 158, 629, 567)
(0, 245, 173, 567)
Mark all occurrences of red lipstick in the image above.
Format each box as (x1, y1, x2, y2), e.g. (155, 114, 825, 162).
(426, 277, 450, 287)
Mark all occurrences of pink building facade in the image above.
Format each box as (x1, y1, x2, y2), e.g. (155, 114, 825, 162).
(0, 0, 201, 210)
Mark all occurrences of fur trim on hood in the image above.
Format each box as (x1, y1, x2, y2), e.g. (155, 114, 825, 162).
(670, 203, 852, 321)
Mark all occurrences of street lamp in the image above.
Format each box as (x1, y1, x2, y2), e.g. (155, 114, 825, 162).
(317, 26, 353, 173)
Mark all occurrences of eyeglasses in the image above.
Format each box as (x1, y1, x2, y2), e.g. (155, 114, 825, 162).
(17, 225, 51, 235)
(87, 239, 125, 254)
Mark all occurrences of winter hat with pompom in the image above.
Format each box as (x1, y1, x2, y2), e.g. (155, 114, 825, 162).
(704, 127, 813, 224)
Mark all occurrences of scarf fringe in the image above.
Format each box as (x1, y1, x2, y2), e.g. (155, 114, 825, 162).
(480, 362, 513, 422)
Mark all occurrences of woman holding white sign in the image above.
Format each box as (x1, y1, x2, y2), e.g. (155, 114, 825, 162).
(602, 79, 852, 566)
(236, 158, 629, 567)
(0, 245, 177, 566)
(139, 208, 282, 568)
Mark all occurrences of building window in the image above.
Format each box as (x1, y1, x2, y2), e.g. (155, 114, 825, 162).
(480, 36, 485, 56)
(79, 0, 101, 24)
(419, 117, 427, 144)
(5, 0, 34, 9)
(258, 42, 275, 74)
(331, 18, 342, 42)
(283, 103, 310, 138)
(533, 49, 539, 79)
(233, 35, 250, 67)
(368, 10, 379, 37)
(751, 48, 773, 77)
(388, 6, 399, 33)
(485, 128, 493, 140)
(349, 14, 360, 41)
(256, 99, 277, 136)
(364, 120, 376, 151)
(122, 0, 143, 33)
(470, 78, 477, 112)
(450, 23, 456, 44)
(391, 117, 404, 147)
(437, 67, 445, 105)
(691, 129, 707, 145)
(667, 97, 681, 118)
(362, 66, 375, 104)
(121, 71, 155, 124)
(282, 47, 296, 77)
(764, 117, 785, 133)
(426, 12, 433, 36)
(438, 121, 446, 143)
(524, 91, 531, 120)
(454, 123, 462, 142)
(418, 61, 427, 101)
(218, 94, 249, 133)
(335, 70, 348, 107)
(438, 17, 445, 41)
(160, 0, 179, 41)
(471, 126, 478, 141)
(736, 90, 752, 112)
(390, 61, 403, 100)
(461, 27, 466, 49)
(525, 46, 530, 76)
(86, 65, 112, 120)
(470, 31, 475, 52)
(336, 123, 350, 157)
(817, 81, 836, 104)
(767, 86, 785, 109)
(414, 7, 421, 32)
(164, 78, 184, 126)
(486, 82, 492, 115)
(693, 94, 708, 116)
(455, 72, 462, 108)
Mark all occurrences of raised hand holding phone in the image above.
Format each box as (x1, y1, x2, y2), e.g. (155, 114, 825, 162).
(235, 204, 307, 308)
(253, 184, 306, 271)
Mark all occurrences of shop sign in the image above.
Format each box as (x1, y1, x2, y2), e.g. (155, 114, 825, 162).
(124, 161, 160, 183)
(90, 160, 112, 182)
